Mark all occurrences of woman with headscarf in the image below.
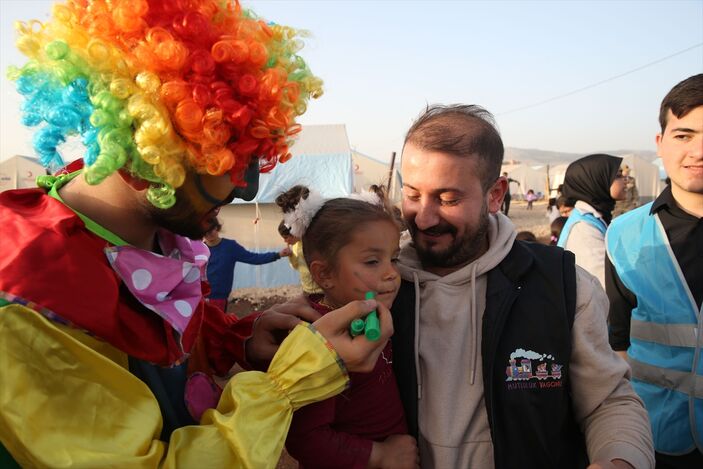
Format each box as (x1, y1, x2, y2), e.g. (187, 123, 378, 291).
(557, 154, 627, 288)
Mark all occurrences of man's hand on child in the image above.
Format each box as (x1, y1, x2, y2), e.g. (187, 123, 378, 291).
(368, 434, 419, 469)
(313, 299, 393, 373)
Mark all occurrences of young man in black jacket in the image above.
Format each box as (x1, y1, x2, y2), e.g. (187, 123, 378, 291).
(606, 74, 703, 469)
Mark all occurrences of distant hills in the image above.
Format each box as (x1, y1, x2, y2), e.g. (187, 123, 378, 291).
(504, 147, 658, 167)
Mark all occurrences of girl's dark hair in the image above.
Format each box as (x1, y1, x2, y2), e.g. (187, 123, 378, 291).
(278, 220, 292, 237)
(556, 196, 576, 209)
(276, 184, 400, 268)
(516, 231, 537, 242)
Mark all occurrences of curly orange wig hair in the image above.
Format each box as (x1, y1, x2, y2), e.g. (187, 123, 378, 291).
(10, 0, 322, 208)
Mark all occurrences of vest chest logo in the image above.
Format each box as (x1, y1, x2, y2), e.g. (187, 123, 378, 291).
(505, 348, 564, 391)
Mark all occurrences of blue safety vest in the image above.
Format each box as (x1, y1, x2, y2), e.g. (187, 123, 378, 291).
(556, 207, 607, 248)
(606, 202, 703, 455)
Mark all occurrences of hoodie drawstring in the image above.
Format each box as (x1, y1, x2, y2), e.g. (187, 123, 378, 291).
(413, 271, 422, 400)
(469, 262, 478, 385)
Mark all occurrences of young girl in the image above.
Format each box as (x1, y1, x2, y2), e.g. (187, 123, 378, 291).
(277, 185, 413, 469)
(546, 197, 560, 223)
(277, 220, 324, 295)
(525, 189, 537, 210)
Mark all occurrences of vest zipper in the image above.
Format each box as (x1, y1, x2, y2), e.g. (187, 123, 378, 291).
(487, 285, 521, 465)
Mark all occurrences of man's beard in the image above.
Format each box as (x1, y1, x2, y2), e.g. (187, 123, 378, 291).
(144, 188, 219, 240)
(409, 202, 490, 269)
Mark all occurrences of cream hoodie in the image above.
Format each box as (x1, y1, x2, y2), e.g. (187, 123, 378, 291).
(397, 212, 654, 469)
(563, 200, 608, 289)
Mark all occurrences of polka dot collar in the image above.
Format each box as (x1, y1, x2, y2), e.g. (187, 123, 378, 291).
(105, 229, 210, 337)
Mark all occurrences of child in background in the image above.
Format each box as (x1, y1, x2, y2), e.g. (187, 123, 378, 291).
(546, 197, 560, 223)
(557, 196, 576, 217)
(516, 230, 538, 243)
(550, 216, 568, 246)
(278, 185, 416, 469)
(203, 219, 290, 311)
(277, 220, 323, 295)
(525, 189, 537, 210)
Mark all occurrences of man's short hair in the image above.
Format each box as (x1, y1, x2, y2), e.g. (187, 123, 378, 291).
(404, 104, 504, 192)
(659, 74, 703, 132)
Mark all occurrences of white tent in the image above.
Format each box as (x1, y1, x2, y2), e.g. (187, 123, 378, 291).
(221, 124, 354, 290)
(238, 124, 353, 203)
(501, 164, 549, 200)
(548, 163, 570, 197)
(0, 155, 46, 192)
(351, 150, 401, 203)
(620, 154, 664, 200)
(352, 150, 388, 192)
(652, 158, 667, 180)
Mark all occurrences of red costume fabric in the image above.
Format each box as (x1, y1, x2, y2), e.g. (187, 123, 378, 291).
(0, 188, 255, 374)
(285, 296, 407, 469)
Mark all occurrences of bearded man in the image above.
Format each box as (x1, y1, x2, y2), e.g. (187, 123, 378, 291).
(391, 104, 655, 469)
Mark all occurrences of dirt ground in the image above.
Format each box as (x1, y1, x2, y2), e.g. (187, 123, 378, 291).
(225, 200, 552, 468)
(505, 199, 552, 241)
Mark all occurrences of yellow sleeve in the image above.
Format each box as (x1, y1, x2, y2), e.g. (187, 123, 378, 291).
(288, 242, 301, 269)
(0, 304, 348, 468)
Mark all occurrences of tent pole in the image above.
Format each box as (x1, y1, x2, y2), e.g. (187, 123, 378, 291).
(386, 151, 396, 193)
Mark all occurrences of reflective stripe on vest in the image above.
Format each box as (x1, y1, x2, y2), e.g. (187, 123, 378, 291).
(629, 358, 703, 399)
(631, 319, 698, 348)
(556, 207, 606, 248)
(606, 203, 703, 454)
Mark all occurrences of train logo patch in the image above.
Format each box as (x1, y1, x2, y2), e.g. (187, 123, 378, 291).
(505, 348, 563, 390)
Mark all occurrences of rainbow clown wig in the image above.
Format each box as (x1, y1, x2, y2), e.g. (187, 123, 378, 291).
(9, 0, 322, 208)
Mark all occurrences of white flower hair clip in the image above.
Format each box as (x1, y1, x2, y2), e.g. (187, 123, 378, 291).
(283, 189, 326, 238)
(349, 189, 383, 207)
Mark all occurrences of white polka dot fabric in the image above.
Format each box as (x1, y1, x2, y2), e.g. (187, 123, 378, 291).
(104, 230, 210, 336)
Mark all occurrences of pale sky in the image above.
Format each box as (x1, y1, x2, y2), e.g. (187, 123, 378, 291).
(1, 0, 702, 165)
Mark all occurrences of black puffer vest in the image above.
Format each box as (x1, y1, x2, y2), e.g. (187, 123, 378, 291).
(391, 240, 588, 469)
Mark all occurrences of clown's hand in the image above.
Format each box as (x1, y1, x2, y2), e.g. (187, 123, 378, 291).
(246, 299, 322, 366)
(313, 299, 393, 373)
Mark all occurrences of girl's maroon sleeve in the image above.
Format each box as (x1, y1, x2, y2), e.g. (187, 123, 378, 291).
(286, 397, 373, 469)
